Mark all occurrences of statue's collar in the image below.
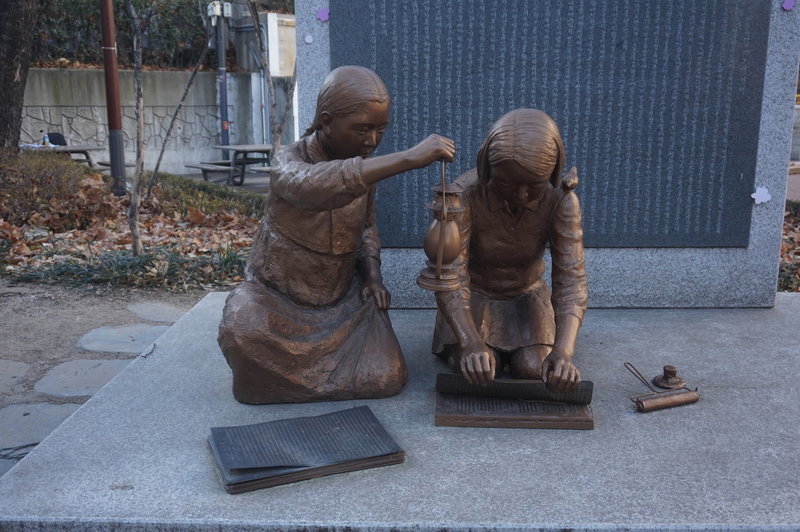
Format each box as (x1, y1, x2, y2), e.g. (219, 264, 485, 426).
(486, 182, 545, 213)
(303, 132, 330, 164)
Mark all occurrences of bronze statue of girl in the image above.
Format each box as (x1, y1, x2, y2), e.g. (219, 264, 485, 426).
(218, 65, 455, 404)
(431, 109, 588, 391)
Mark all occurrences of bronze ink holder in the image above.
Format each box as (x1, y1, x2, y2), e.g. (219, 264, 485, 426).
(624, 362, 700, 413)
(652, 364, 687, 389)
(417, 161, 463, 292)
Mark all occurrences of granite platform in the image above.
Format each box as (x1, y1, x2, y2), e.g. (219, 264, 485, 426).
(1, 292, 799, 531)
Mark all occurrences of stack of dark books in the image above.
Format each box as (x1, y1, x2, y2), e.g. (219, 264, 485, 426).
(208, 406, 404, 493)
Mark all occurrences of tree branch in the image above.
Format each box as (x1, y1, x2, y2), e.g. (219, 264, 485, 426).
(146, 44, 210, 199)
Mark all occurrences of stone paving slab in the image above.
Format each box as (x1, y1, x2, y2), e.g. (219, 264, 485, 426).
(34, 359, 132, 397)
(77, 323, 169, 353)
(0, 403, 82, 480)
(0, 403, 81, 451)
(127, 302, 185, 324)
(0, 460, 14, 477)
(0, 360, 30, 392)
(0, 293, 799, 531)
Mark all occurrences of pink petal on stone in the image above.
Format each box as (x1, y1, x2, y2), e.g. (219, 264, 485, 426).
(316, 8, 330, 21)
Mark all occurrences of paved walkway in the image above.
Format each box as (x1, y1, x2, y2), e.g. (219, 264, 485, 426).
(0, 302, 187, 478)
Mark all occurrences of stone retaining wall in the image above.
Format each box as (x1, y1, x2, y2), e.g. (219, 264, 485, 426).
(21, 68, 293, 174)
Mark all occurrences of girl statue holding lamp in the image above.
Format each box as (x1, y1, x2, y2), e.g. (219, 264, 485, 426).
(218, 66, 455, 404)
(429, 109, 588, 391)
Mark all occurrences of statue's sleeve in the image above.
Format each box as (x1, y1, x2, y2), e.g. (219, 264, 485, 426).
(549, 190, 589, 322)
(434, 189, 474, 317)
(270, 145, 368, 211)
(359, 186, 381, 263)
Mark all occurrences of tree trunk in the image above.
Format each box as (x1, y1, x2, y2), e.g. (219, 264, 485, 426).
(0, 0, 40, 149)
(125, 0, 147, 256)
(247, 1, 295, 153)
(273, 61, 297, 149)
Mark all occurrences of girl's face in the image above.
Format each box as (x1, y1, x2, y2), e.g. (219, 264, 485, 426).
(490, 159, 552, 207)
(319, 100, 390, 160)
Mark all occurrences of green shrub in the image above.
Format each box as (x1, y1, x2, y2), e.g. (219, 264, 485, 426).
(780, 200, 800, 292)
(13, 246, 248, 290)
(33, 0, 210, 69)
(786, 200, 800, 219)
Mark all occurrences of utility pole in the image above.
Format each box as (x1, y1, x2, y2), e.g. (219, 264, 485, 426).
(99, 0, 126, 196)
(208, 1, 232, 159)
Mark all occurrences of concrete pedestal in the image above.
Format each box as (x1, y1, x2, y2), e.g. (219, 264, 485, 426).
(1, 293, 799, 531)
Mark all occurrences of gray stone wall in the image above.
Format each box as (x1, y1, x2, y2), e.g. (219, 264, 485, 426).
(20, 69, 269, 174)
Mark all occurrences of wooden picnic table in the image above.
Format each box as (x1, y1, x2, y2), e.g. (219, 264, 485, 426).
(185, 144, 273, 186)
(20, 144, 104, 167)
(213, 144, 272, 186)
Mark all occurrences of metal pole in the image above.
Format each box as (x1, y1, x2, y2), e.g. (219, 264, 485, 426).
(99, 0, 126, 196)
(216, 15, 230, 159)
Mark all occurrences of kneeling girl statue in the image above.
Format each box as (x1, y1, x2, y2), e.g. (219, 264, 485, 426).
(429, 109, 588, 391)
(218, 66, 455, 403)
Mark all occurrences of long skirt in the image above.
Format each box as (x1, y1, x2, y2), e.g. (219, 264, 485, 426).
(432, 279, 555, 361)
(218, 278, 406, 404)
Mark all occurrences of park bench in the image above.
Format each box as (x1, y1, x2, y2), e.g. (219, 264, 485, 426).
(184, 160, 244, 185)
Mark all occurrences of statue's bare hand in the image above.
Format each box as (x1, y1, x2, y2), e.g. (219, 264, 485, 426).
(407, 134, 456, 168)
(541, 350, 580, 392)
(362, 279, 391, 310)
(460, 346, 496, 387)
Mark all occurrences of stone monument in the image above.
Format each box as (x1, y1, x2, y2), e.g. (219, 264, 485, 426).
(297, 0, 798, 309)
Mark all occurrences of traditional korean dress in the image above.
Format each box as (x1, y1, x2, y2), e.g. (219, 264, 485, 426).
(432, 168, 588, 361)
(218, 133, 406, 404)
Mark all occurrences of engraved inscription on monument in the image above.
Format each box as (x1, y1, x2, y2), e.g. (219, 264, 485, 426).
(331, 0, 770, 248)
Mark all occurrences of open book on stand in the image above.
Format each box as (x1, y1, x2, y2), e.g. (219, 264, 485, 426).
(208, 406, 404, 494)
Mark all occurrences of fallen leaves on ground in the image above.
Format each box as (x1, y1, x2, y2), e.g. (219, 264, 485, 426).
(2, 172, 799, 292)
(1, 173, 259, 288)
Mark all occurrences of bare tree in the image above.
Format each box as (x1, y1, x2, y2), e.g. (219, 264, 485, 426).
(0, 0, 40, 149)
(124, 0, 156, 255)
(246, 0, 296, 153)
